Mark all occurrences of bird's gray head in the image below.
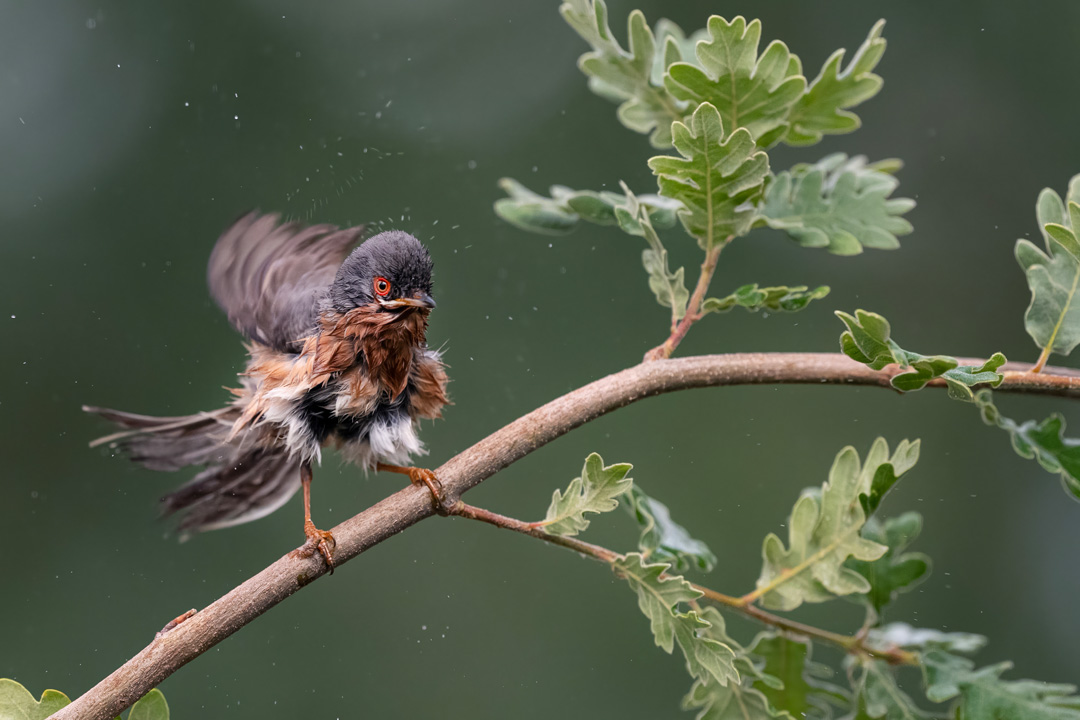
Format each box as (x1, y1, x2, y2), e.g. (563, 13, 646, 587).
(326, 230, 435, 314)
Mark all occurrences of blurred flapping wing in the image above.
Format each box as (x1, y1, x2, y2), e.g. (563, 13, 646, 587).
(207, 212, 364, 352)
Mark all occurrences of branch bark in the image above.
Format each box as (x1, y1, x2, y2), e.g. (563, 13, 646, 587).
(53, 352, 1080, 720)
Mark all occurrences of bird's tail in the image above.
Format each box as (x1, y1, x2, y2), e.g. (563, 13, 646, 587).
(84, 405, 302, 534)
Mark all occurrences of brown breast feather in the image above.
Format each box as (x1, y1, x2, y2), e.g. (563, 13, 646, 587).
(232, 306, 444, 436)
(410, 352, 450, 420)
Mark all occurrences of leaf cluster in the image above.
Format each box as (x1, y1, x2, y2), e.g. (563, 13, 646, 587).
(547, 439, 1079, 720)
(837, 309, 1005, 401)
(498, 6, 1080, 720)
(496, 4, 914, 349)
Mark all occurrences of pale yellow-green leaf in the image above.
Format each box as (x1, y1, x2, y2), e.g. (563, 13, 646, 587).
(542, 453, 632, 536)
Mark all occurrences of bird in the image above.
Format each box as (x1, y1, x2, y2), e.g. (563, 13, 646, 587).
(84, 212, 450, 572)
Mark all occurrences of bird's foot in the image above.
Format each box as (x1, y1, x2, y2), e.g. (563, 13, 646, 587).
(406, 467, 443, 501)
(290, 520, 336, 574)
(376, 462, 450, 514)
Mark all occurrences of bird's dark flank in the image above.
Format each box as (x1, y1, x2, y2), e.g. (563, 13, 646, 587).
(84, 212, 450, 571)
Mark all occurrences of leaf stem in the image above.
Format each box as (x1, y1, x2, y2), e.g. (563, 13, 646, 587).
(448, 500, 917, 666)
(645, 239, 729, 361)
(1033, 345, 1052, 374)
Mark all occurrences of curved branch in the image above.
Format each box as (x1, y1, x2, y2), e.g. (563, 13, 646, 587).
(54, 352, 1080, 720)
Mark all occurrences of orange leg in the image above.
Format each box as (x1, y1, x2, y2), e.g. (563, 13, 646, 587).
(376, 462, 444, 506)
(288, 463, 336, 573)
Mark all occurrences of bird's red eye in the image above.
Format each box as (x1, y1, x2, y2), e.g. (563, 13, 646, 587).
(373, 277, 391, 297)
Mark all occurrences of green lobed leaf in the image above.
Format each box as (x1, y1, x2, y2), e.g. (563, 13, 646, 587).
(845, 512, 931, 621)
(837, 309, 1006, 401)
(663, 16, 806, 146)
(758, 154, 915, 255)
(923, 650, 1080, 719)
(868, 623, 987, 655)
(849, 660, 933, 720)
(749, 634, 849, 719)
(784, 21, 887, 146)
(702, 284, 829, 314)
(559, 0, 686, 147)
(752, 438, 919, 611)
(648, 102, 770, 247)
(973, 389, 1080, 501)
(625, 485, 717, 572)
(617, 184, 690, 320)
(541, 453, 633, 536)
(494, 178, 679, 235)
(1016, 175, 1080, 360)
(128, 689, 170, 720)
(0, 679, 71, 720)
(612, 554, 739, 687)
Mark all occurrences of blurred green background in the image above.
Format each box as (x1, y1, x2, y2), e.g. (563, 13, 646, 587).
(3, 1, 1079, 716)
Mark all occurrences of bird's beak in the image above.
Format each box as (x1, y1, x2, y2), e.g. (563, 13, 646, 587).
(379, 292, 436, 310)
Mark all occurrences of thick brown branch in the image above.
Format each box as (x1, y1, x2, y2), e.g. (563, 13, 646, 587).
(54, 352, 1080, 719)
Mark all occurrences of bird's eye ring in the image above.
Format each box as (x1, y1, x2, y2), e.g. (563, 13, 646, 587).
(373, 277, 391, 297)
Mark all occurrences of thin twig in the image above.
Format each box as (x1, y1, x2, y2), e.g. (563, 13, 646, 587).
(448, 501, 917, 666)
(645, 240, 728, 361)
(54, 352, 1078, 719)
(449, 501, 619, 562)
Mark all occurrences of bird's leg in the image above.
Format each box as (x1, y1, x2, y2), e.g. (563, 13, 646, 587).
(376, 462, 446, 510)
(288, 462, 336, 573)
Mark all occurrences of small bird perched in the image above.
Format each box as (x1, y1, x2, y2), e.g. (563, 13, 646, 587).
(85, 212, 449, 571)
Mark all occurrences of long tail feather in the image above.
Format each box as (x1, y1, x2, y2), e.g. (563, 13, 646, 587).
(163, 447, 301, 534)
(84, 405, 301, 534)
(84, 406, 237, 471)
